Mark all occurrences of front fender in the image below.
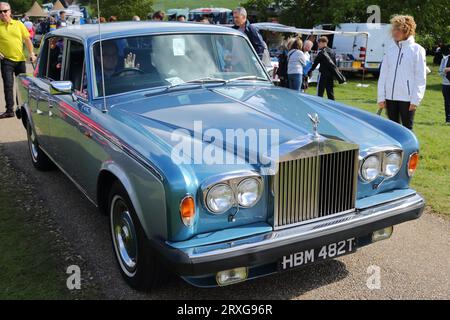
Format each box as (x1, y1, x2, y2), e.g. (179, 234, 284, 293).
(99, 160, 167, 241)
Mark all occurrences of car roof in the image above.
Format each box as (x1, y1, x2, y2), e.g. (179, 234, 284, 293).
(49, 21, 240, 42)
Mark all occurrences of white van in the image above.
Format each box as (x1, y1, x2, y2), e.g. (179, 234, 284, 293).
(316, 23, 394, 74)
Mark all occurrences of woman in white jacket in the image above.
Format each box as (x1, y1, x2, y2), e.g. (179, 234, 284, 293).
(377, 15, 427, 130)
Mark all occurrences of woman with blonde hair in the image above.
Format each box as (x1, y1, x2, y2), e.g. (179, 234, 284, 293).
(287, 37, 306, 91)
(377, 15, 427, 130)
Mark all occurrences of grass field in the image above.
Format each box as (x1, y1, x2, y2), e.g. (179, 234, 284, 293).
(332, 57, 449, 215)
(0, 153, 97, 299)
(152, 0, 241, 11)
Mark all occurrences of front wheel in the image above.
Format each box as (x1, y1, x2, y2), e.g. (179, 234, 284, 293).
(108, 181, 168, 291)
(26, 122, 55, 171)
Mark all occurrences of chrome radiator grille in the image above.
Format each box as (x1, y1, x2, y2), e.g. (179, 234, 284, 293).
(273, 149, 358, 228)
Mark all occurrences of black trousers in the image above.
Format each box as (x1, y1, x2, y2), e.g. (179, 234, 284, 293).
(442, 85, 450, 123)
(317, 74, 335, 100)
(386, 100, 415, 130)
(1, 59, 26, 112)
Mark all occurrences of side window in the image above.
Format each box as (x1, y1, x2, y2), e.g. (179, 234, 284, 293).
(38, 37, 64, 81)
(63, 40, 87, 99)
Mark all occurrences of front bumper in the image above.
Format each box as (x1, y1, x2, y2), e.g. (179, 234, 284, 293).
(153, 193, 424, 277)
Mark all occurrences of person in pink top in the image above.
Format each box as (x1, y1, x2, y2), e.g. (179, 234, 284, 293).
(24, 20, 34, 40)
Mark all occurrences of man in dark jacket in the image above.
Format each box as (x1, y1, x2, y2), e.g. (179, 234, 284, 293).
(309, 36, 337, 100)
(232, 7, 265, 59)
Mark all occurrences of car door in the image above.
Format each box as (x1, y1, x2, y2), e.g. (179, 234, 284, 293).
(49, 39, 105, 197)
(46, 39, 85, 181)
(27, 77, 48, 145)
(28, 36, 64, 152)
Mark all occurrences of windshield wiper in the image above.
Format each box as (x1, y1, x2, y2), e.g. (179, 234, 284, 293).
(145, 76, 269, 97)
(144, 78, 228, 97)
(225, 76, 270, 83)
(168, 77, 227, 89)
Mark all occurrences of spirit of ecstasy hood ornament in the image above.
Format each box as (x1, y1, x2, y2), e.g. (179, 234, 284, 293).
(308, 113, 320, 139)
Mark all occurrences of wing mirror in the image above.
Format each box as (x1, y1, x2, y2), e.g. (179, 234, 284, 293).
(50, 81, 73, 95)
(50, 81, 78, 102)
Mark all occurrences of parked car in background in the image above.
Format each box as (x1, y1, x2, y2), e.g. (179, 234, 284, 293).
(188, 8, 233, 24)
(17, 22, 424, 290)
(166, 8, 189, 21)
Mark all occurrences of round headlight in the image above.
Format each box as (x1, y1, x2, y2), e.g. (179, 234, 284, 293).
(361, 155, 381, 182)
(384, 152, 402, 177)
(205, 184, 234, 214)
(237, 178, 262, 207)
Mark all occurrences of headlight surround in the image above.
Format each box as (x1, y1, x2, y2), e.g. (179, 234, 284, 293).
(202, 174, 264, 214)
(383, 152, 402, 177)
(205, 183, 234, 214)
(360, 148, 404, 183)
(237, 178, 263, 208)
(361, 155, 381, 182)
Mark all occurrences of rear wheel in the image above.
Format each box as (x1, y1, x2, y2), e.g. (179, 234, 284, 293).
(108, 181, 168, 291)
(26, 122, 55, 171)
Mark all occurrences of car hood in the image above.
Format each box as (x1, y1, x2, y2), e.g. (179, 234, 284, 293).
(110, 85, 399, 162)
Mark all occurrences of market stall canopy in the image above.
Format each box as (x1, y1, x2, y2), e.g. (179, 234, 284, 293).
(25, 2, 47, 17)
(253, 22, 369, 37)
(53, 0, 66, 11)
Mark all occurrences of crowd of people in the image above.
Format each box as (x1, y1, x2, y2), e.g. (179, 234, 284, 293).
(0, 2, 448, 127)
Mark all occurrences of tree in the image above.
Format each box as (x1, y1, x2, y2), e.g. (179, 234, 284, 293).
(244, 0, 284, 22)
(8, 0, 39, 15)
(94, 0, 153, 21)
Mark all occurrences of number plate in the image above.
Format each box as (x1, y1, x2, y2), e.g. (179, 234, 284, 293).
(367, 63, 380, 68)
(279, 238, 356, 271)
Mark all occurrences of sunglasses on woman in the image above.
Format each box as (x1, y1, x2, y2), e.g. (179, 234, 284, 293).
(0, 9, 10, 14)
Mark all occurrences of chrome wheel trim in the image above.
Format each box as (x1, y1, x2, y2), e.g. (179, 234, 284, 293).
(110, 195, 138, 277)
(28, 127, 39, 163)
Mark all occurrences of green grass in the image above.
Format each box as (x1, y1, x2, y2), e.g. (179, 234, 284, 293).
(0, 155, 80, 299)
(153, 0, 241, 11)
(334, 57, 450, 215)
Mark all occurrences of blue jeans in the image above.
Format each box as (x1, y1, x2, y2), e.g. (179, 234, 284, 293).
(288, 73, 303, 91)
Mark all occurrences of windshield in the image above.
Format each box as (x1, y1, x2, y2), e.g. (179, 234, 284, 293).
(92, 33, 269, 97)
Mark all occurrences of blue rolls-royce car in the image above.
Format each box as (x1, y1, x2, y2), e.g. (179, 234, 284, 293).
(16, 22, 424, 290)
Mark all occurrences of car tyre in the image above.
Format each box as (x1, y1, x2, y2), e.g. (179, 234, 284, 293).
(26, 122, 55, 171)
(108, 181, 168, 291)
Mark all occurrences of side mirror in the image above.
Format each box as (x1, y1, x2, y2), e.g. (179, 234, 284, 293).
(50, 81, 73, 95)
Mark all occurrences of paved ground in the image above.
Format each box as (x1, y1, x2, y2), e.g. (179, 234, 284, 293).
(0, 68, 449, 299)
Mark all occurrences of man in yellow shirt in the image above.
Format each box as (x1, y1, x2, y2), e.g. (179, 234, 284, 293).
(0, 2, 36, 118)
